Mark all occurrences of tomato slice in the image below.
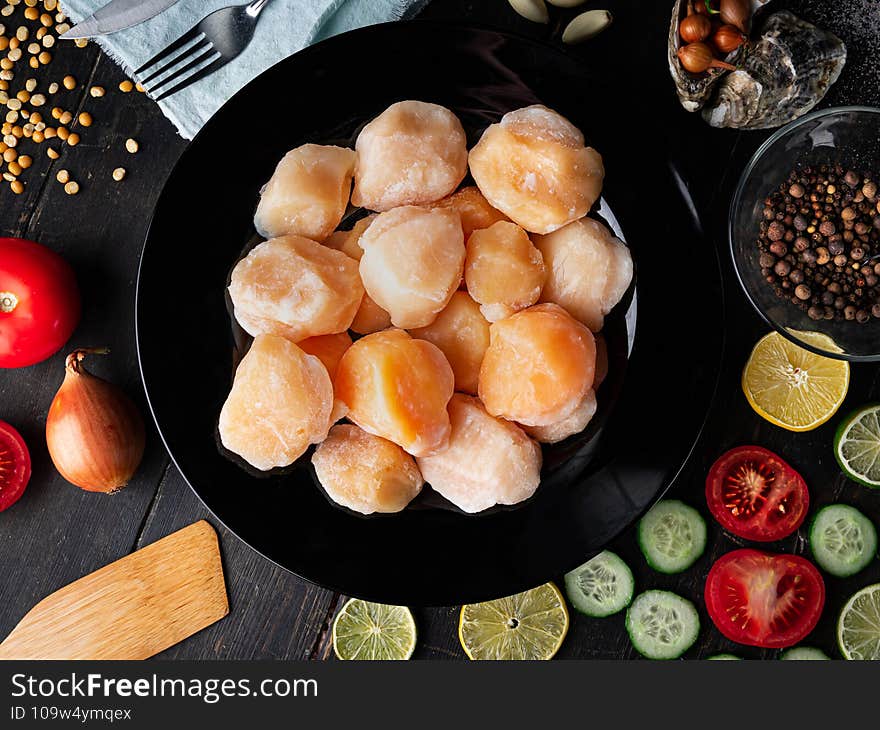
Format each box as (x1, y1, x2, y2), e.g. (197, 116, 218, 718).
(705, 445, 809, 542)
(0, 420, 31, 512)
(705, 549, 824, 648)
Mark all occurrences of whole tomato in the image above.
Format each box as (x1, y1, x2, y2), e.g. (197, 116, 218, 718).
(0, 237, 80, 368)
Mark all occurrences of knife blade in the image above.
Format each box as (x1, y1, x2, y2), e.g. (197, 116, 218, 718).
(60, 0, 181, 40)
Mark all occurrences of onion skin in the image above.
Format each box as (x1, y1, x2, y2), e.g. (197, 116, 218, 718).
(719, 0, 749, 32)
(46, 348, 145, 493)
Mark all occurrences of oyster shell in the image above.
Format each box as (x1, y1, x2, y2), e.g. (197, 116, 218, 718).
(703, 11, 846, 129)
(669, 0, 772, 112)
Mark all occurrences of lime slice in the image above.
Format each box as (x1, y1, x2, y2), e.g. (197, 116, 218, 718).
(707, 654, 741, 660)
(837, 583, 880, 660)
(332, 599, 416, 660)
(459, 582, 569, 660)
(742, 331, 849, 432)
(835, 405, 880, 488)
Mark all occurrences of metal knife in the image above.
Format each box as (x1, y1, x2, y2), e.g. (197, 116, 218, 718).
(60, 0, 181, 40)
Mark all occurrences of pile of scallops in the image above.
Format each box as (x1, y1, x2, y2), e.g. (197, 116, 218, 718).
(219, 101, 633, 515)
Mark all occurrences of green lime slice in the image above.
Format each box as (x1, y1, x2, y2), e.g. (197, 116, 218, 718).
(707, 654, 741, 660)
(837, 584, 880, 660)
(332, 599, 416, 660)
(835, 405, 880, 488)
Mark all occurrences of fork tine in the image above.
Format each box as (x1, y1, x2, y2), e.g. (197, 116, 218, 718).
(134, 26, 204, 76)
(153, 56, 227, 102)
(141, 37, 211, 86)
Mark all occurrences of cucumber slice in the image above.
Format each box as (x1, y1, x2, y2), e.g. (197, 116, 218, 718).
(564, 550, 634, 618)
(809, 504, 877, 577)
(780, 646, 830, 660)
(707, 654, 741, 660)
(637, 500, 706, 574)
(626, 590, 699, 660)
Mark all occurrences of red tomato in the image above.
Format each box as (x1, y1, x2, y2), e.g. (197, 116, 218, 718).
(705, 445, 809, 542)
(0, 420, 31, 511)
(0, 237, 80, 368)
(705, 549, 824, 648)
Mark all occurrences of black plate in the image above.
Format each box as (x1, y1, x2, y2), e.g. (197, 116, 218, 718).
(136, 21, 724, 606)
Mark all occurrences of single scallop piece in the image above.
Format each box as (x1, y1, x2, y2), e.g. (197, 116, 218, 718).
(358, 205, 465, 328)
(324, 213, 376, 261)
(254, 144, 355, 242)
(229, 235, 363, 342)
(219, 335, 333, 471)
(468, 105, 604, 234)
(417, 394, 542, 513)
(335, 329, 455, 456)
(522, 389, 597, 444)
(297, 332, 352, 380)
(409, 291, 489, 394)
(428, 185, 509, 239)
(312, 424, 424, 515)
(533, 217, 633, 332)
(464, 221, 546, 322)
(351, 101, 468, 211)
(594, 334, 608, 389)
(479, 303, 596, 427)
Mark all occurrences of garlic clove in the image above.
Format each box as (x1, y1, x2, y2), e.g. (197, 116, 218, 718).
(507, 0, 550, 24)
(562, 9, 614, 44)
(546, 0, 587, 7)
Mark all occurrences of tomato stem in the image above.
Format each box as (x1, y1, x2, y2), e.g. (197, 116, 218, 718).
(0, 291, 18, 313)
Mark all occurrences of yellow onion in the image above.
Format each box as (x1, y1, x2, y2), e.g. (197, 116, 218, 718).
(46, 348, 145, 493)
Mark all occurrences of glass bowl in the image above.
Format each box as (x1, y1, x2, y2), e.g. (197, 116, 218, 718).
(730, 106, 880, 362)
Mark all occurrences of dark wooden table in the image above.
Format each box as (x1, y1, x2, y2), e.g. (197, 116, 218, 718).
(1, 0, 878, 660)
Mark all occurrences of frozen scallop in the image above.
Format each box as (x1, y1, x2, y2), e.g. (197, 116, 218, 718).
(464, 221, 546, 322)
(428, 185, 509, 239)
(254, 144, 355, 242)
(358, 205, 465, 329)
(297, 332, 352, 380)
(533, 217, 633, 332)
(522, 389, 597, 444)
(479, 303, 596, 427)
(417, 394, 542, 514)
(335, 329, 455, 457)
(219, 335, 333, 471)
(312, 424, 424, 515)
(228, 235, 363, 342)
(409, 291, 489, 395)
(324, 213, 376, 260)
(351, 100, 468, 211)
(468, 105, 604, 234)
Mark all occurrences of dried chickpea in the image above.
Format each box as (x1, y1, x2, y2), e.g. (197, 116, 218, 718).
(2, 147, 15, 162)
(47, 82, 57, 94)
(27, 42, 38, 54)
(37, 51, 49, 64)
(41, 33, 53, 48)
(7, 159, 20, 175)
(15, 89, 28, 102)
(0, 37, 8, 52)
(15, 25, 27, 41)
(17, 153, 29, 168)
(39, 12, 50, 26)
(31, 129, 41, 142)
(58, 110, 71, 124)
(43, 126, 55, 138)
(35, 26, 45, 39)
(135, 82, 145, 93)
(66, 132, 78, 146)
(125, 137, 138, 153)
(23, 77, 34, 91)
(4, 110, 16, 123)
(23, 7, 36, 19)
(29, 93, 43, 106)
(55, 168, 68, 183)
(89, 85, 104, 97)
(8, 36, 18, 50)
(10, 179, 22, 193)
(56, 125, 67, 140)
(63, 180, 78, 195)
(112, 167, 125, 181)
(5, 97, 19, 110)
(45, 145, 57, 159)
(118, 80, 133, 93)
(77, 111, 91, 126)
(62, 74, 75, 90)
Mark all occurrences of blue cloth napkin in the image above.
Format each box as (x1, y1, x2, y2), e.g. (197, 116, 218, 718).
(61, 0, 426, 139)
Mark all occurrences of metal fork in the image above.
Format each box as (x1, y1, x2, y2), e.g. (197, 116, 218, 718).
(135, 0, 273, 101)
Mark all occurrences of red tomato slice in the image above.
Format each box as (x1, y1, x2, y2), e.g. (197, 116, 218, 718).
(705, 549, 824, 648)
(0, 420, 31, 512)
(0, 237, 80, 368)
(705, 445, 809, 542)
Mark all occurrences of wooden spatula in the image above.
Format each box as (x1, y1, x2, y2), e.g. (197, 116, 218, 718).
(0, 520, 228, 660)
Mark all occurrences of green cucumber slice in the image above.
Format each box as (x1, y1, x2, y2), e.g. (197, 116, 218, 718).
(707, 654, 741, 660)
(780, 646, 830, 660)
(564, 550, 634, 618)
(637, 500, 706, 574)
(834, 405, 880, 488)
(809, 504, 877, 577)
(626, 590, 699, 660)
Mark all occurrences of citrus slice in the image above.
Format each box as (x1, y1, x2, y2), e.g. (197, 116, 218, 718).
(458, 582, 569, 660)
(837, 583, 880, 660)
(834, 405, 880, 488)
(742, 330, 849, 432)
(332, 598, 416, 660)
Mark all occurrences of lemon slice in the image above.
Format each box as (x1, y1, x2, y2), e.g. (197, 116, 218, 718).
(742, 330, 849, 432)
(837, 583, 880, 660)
(458, 582, 569, 660)
(332, 599, 416, 660)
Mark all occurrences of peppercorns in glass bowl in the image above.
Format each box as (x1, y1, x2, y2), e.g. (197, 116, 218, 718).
(730, 106, 880, 362)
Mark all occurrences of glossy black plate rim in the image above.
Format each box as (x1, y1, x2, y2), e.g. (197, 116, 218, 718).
(135, 20, 725, 606)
